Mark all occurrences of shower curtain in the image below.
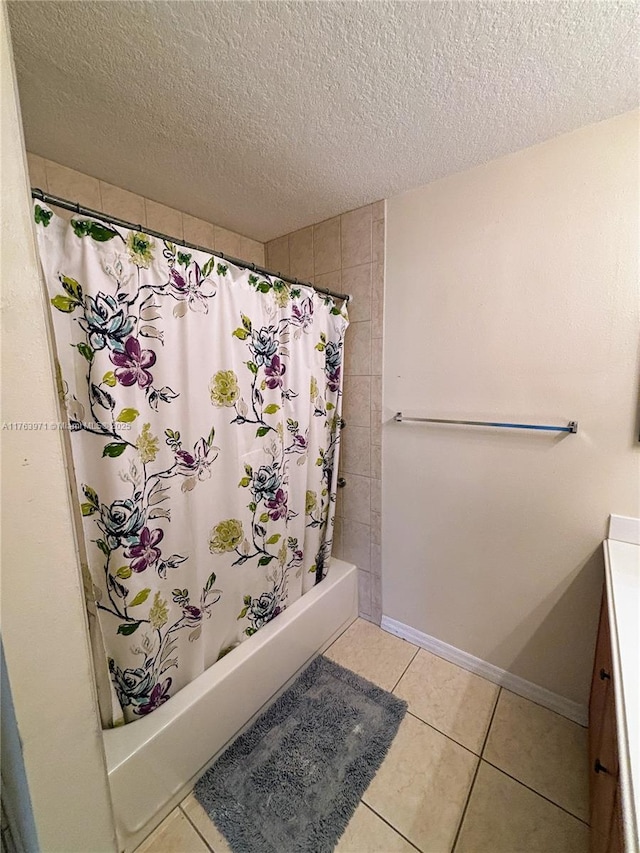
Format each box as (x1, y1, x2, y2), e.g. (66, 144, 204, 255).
(34, 203, 347, 726)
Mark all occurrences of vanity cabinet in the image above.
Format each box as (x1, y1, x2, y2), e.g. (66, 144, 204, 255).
(589, 594, 624, 852)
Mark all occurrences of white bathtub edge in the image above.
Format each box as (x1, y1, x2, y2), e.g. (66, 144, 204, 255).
(104, 558, 358, 851)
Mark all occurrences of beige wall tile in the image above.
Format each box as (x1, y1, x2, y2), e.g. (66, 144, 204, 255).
(26, 152, 48, 191)
(483, 690, 589, 821)
(100, 182, 146, 226)
(363, 714, 477, 853)
(373, 218, 385, 264)
(288, 226, 313, 281)
(342, 263, 372, 322)
(371, 385, 382, 418)
(372, 289, 384, 337)
(341, 206, 372, 269)
(315, 269, 342, 299)
(371, 314, 383, 340)
(238, 234, 265, 267)
(342, 473, 371, 526)
(371, 479, 381, 515)
(342, 375, 371, 428)
(371, 572, 382, 624)
(333, 515, 344, 559)
(395, 650, 499, 754)
(371, 511, 381, 545)
(456, 763, 589, 853)
(342, 519, 371, 570)
(371, 444, 382, 479)
(371, 543, 382, 575)
(373, 261, 384, 302)
(341, 425, 371, 477)
(182, 214, 214, 249)
(266, 234, 290, 276)
(214, 228, 264, 267)
(325, 618, 417, 692)
(344, 321, 372, 376)
(371, 337, 383, 376)
(145, 199, 183, 240)
(371, 375, 382, 408)
(371, 420, 382, 446)
(215, 226, 243, 258)
(358, 569, 372, 618)
(371, 200, 385, 222)
(136, 808, 209, 853)
(313, 216, 341, 275)
(45, 160, 101, 208)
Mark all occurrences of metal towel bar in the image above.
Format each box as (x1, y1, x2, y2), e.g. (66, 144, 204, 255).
(393, 413, 578, 434)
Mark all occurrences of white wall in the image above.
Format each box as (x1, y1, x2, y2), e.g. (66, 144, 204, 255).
(0, 8, 117, 850)
(383, 110, 640, 707)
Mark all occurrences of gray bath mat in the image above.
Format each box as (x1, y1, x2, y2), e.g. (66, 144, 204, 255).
(194, 654, 407, 853)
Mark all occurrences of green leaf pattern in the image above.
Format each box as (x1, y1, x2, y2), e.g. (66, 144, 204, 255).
(33, 201, 348, 725)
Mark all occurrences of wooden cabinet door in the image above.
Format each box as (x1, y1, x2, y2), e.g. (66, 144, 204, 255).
(608, 789, 625, 853)
(589, 688, 619, 852)
(589, 593, 613, 766)
(589, 590, 621, 853)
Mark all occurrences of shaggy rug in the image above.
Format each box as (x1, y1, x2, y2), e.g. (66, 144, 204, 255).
(194, 654, 407, 853)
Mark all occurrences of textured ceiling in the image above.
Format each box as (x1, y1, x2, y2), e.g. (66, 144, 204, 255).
(8, 1, 639, 242)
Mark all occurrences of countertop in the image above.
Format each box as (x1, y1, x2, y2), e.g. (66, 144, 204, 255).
(604, 531, 640, 852)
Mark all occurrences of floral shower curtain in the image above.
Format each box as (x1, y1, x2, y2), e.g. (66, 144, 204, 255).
(34, 202, 347, 726)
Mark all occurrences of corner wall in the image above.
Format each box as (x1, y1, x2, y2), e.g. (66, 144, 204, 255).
(383, 110, 640, 707)
(266, 205, 385, 622)
(26, 153, 265, 266)
(1, 8, 117, 849)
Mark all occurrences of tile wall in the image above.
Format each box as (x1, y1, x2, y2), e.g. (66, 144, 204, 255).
(26, 153, 264, 266)
(266, 203, 385, 624)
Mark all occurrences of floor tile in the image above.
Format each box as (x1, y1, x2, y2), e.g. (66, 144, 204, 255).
(136, 807, 210, 853)
(455, 762, 589, 853)
(394, 649, 499, 754)
(181, 793, 230, 853)
(336, 803, 417, 852)
(324, 618, 417, 691)
(483, 690, 589, 821)
(363, 713, 477, 852)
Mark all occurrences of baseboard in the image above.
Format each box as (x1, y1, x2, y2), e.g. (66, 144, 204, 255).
(381, 615, 588, 727)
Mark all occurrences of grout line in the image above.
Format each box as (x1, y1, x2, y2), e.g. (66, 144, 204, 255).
(323, 614, 361, 652)
(496, 684, 588, 729)
(479, 687, 589, 825)
(480, 760, 590, 826)
(391, 645, 420, 693)
(449, 756, 482, 853)
(179, 803, 217, 852)
(359, 801, 423, 853)
(480, 686, 502, 756)
(449, 687, 502, 853)
(404, 710, 480, 758)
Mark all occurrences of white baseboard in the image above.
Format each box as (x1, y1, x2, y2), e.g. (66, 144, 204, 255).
(381, 615, 588, 727)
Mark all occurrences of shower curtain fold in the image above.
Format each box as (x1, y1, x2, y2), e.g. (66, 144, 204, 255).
(34, 203, 347, 726)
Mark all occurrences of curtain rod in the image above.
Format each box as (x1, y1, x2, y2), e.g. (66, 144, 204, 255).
(31, 188, 351, 304)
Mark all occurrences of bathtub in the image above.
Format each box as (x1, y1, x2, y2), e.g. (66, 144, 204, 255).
(102, 557, 358, 852)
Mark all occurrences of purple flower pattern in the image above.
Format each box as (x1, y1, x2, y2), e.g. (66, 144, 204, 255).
(110, 337, 156, 388)
(124, 526, 163, 573)
(39, 203, 347, 725)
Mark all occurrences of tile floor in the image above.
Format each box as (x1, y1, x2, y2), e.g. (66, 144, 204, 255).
(136, 618, 590, 853)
